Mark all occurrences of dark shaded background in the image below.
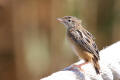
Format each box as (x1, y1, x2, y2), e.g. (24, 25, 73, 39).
(0, 0, 120, 80)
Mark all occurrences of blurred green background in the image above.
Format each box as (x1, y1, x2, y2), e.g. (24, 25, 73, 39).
(0, 0, 120, 80)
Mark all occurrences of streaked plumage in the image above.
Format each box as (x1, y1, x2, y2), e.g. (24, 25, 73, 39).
(57, 16, 100, 74)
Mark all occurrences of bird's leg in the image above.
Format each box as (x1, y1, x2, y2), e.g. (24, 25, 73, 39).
(72, 62, 89, 72)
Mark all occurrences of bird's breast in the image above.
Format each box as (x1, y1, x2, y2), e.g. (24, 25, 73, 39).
(67, 35, 83, 56)
(67, 35, 93, 61)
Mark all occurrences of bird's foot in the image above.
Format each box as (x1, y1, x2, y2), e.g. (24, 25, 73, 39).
(72, 62, 89, 72)
(72, 64, 84, 72)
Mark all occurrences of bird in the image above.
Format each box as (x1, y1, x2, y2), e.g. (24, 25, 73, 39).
(57, 16, 100, 74)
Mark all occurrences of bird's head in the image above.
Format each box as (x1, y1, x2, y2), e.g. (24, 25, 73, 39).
(57, 16, 81, 28)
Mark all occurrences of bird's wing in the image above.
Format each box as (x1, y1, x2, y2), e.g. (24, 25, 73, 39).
(68, 29, 99, 60)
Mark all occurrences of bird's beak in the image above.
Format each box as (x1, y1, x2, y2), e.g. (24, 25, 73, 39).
(56, 18, 63, 22)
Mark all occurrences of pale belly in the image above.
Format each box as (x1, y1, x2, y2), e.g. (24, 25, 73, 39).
(67, 36, 93, 61)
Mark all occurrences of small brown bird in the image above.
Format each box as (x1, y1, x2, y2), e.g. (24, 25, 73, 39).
(57, 16, 100, 74)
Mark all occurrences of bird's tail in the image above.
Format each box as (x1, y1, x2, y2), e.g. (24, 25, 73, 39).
(92, 56, 100, 74)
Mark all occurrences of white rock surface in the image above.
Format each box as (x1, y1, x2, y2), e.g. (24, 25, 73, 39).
(41, 41, 120, 80)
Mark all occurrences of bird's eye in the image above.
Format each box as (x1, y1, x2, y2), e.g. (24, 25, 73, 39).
(68, 20, 71, 22)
